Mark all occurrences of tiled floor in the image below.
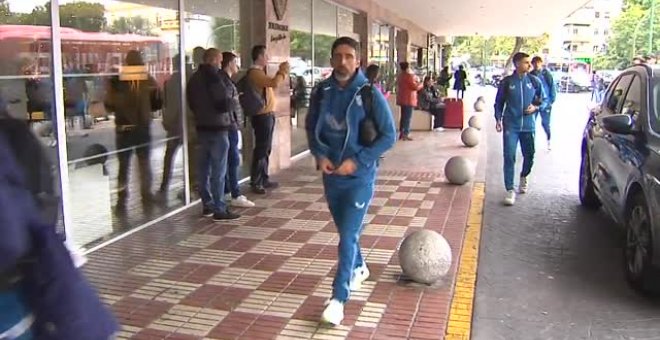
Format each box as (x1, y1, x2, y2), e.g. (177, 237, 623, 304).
(84, 129, 480, 340)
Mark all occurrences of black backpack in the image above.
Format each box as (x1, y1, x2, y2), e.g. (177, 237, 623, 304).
(313, 83, 378, 146)
(0, 118, 60, 227)
(237, 69, 266, 117)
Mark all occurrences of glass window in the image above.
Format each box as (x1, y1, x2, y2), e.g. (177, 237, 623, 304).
(60, 0, 182, 249)
(0, 0, 64, 235)
(313, 0, 337, 75)
(290, 0, 312, 156)
(622, 75, 644, 130)
(606, 74, 633, 113)
(185, 0, 249, 181)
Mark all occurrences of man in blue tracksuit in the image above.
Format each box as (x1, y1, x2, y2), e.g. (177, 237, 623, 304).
(306, 37, 396, 326)
(494, 52, 548, 206)
(530, 56, 557, 150)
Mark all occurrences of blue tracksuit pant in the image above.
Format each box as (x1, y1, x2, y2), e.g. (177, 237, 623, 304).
(323, 175, 375, 303)
(503, 129, 535, 191)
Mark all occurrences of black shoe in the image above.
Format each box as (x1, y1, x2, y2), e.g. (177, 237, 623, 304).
(213, 211, 241, 221)
(202, 207, 214, 217)
(264, 181, 279, 189)
(251, 185, 267, 194)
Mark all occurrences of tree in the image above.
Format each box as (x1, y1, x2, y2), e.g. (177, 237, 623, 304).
(212, 17, 239, 52)
(504, 37, 526, 70)
(599, 2, 655, 69)
(453, 34, 549, 67)
(8, 1, 105, 31)
(109, 16, 154, 35)
(59, 2, 105, 32)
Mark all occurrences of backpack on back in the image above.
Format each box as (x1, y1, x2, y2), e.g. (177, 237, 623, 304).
(312, 83, 379, 146)
(237, 69, 266, 117)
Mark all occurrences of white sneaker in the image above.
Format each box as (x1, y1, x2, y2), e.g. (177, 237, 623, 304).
(433, 127, 445, 132)
(321, 299, 344, 325)
(503, 190, 516, 206)
(231, 195, 255, 208)
(224, 193, 232, 201)
(519, 177, 529, 194)
(349, 265, 370, 291)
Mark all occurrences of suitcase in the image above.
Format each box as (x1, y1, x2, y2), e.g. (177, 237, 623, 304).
(443, 98, 464, 129)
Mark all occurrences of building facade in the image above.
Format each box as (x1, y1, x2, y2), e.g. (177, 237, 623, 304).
(548, 0, 623, 62)
(1, 0, 440, 252)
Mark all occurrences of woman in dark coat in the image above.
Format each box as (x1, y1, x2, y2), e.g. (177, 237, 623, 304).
(453, 65, 468, 99)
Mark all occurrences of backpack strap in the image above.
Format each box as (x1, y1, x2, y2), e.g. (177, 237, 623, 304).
(360, 84, 374, 120)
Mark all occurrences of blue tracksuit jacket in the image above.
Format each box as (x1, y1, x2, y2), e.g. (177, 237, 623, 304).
(494, 73, 549, 132)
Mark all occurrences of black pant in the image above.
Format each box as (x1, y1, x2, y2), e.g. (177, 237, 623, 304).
(116, 127, 152, 204)
(250, 113, 275, 187)
(430, 106, 445, 129)
(160, 133, 197, 193)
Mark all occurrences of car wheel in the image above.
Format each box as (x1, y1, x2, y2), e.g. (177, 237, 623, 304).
(624, 193, 660, 294)
(579, 150, 601, 210)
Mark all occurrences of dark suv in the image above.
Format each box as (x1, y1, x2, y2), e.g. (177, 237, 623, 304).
(580, 64, 660, 293)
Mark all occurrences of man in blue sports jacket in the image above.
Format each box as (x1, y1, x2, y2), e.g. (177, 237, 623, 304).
(494, 52, 548, 206)
(306, 37, 396, 326)
(530, 56, 557, 150)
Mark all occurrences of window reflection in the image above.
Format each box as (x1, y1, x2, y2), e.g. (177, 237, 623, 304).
(59, 0, 182, 249)
(290, 0, 312, 156)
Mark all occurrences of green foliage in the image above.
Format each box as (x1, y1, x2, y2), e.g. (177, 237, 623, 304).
(599, 1, 660, 69)
(212, 17, 239, 52)
(59, 2, 106, 32)
(109, 16, 154, 35)
(0, 1, 105, 31)
(452, 34, 549, 67)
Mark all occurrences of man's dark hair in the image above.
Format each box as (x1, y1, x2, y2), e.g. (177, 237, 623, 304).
(513, 52, 530, 65)
(399, 62, 409, 71)
(331, 36, 360, 56)
(203, 48, 221, 64)
(221, 52, 236, 69)
(365, 64, 380, 81)
(251, 45, 267, 62)
(531, 56, 543, 64)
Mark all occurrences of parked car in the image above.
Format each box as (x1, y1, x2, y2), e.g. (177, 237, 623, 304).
(579, 64, 660, 294)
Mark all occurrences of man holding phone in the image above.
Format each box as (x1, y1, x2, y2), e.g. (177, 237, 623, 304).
(494, 52, 547, 206)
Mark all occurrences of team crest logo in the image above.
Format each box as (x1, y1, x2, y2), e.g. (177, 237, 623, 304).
(273, 0, 288, 21)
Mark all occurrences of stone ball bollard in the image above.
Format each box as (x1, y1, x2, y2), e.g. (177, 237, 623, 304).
(444, 156, 475, 185)
(461, 127, 480, 148)
(398, 230, 452, 285)
(474, 99, 486, 112)
(468, 115, 483, 130)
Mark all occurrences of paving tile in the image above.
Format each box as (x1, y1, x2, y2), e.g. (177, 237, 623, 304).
(83, 137, 479, 340)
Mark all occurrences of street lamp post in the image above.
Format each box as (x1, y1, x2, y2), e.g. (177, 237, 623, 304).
(650, 0, 655, 53)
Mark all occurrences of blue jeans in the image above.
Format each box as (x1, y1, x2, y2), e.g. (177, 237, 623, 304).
(224, 129, 241, 198)
(538, 107, 552, 141)
(503, 129, 535, 191)
(197, 131, 229, 213)
(399, 105, 413, 137)
(324, 176, 375, 303)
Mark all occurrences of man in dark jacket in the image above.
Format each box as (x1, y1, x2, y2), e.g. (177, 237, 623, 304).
(104, 50, 162, 212)
(187, 48, 240, 220)
(220, 52, 255, 208)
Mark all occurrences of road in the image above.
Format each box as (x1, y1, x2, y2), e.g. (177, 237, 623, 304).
(471, 89, 660, 339)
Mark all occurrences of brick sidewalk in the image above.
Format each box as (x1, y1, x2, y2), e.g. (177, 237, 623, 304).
(84, 131, 480, 340)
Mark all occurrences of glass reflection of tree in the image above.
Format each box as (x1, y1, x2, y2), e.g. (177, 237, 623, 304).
(211, 17, 239, 52)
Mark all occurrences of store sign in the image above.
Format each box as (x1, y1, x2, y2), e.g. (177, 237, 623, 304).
(268, 22, 288, 43)
(273, 0, 288, 21)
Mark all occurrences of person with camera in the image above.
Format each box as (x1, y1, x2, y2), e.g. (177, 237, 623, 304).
(494, 52, 548, 206)
(306, 37, 396, 326)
